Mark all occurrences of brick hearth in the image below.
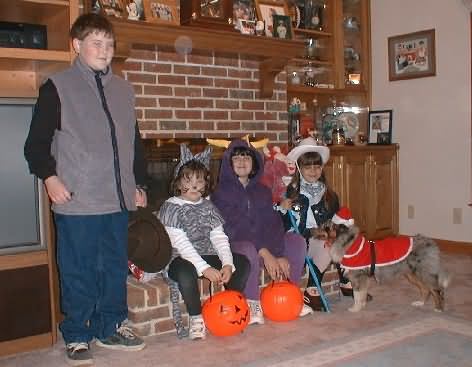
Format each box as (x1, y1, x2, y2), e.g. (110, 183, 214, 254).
(126, 266, 341, 337)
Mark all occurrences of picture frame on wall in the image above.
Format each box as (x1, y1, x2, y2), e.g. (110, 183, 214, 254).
(97, 0, 127, 18)
(272, 14, 292, 39)
(388, 29, 436, 81)
(143, 0, 179, 25)
(255, 0, 289, 37)
(368, 110, 393, 144)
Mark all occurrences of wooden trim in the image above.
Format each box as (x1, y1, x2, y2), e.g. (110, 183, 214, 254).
(435, 239, 472, 255)
(0, 251, 48, 271)
(0, 333, 53, 357)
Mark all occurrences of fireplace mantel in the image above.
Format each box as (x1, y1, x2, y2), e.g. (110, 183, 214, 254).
(110, 18, 305, 98)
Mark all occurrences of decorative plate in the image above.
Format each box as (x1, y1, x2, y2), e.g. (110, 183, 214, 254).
(338, 112, 360, 139)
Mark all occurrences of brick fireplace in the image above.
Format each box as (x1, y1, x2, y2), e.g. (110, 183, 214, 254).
(121, 44, 289, 143)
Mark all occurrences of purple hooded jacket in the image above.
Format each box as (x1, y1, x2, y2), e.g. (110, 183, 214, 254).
(211, 139, 285, 257)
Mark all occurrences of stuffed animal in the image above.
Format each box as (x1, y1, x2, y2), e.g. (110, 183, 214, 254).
(260, 145, 296, 204)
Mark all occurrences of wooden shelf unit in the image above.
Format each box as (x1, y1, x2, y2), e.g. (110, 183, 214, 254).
(0, 0, 77, 97)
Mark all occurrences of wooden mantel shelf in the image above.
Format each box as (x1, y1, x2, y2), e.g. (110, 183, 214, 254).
(110, 18, 305, 97)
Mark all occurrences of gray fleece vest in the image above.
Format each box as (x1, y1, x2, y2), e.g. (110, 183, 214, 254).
(50, 57, 137, 215)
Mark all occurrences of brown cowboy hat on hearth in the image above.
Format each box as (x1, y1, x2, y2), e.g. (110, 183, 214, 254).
(128, 207, 172, 273)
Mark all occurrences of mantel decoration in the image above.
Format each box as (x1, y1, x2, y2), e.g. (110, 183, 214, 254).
(255, 0, 289, 37)
(368, 110, 392, 145)
(97, 0, 127, 18)
(181, 0, 234, 30)
(388, 29, 436, 81)
(143, 0, 179, 24)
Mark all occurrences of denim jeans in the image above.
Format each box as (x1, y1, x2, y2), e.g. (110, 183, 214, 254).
(55, 211, 129, 344)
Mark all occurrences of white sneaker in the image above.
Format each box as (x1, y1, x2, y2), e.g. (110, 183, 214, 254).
(248, 300, 265, 325)
(189, 315, 206, 340)
(299, 303, 315, 317)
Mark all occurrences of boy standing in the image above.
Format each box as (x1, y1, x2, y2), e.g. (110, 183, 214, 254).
(24, 13, 147, 366)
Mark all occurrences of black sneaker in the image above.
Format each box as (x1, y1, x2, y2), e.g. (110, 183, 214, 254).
(96, 323, 145, 351)
(66, 342, 93, 366)
(303, 290, 326, 312)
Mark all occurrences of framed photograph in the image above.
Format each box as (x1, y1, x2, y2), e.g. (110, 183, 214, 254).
(143, 0, 179, 25)
(98, 0, 127, 17)
(368, 110, 392, 144)
(233, 0, 256, 23)
(388, 29, 436, 81)
(237, 19, 256, 35)
(255, 0, 289, 37)
(272, 14, 292, 39)
(123, 0, 145, 20)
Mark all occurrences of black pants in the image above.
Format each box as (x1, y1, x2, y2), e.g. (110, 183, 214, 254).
(168, 254, 250, 316)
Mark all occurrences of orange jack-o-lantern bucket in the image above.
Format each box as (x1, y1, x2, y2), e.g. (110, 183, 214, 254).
(260, 280, 303, 322)
(202, 290, 250, 337)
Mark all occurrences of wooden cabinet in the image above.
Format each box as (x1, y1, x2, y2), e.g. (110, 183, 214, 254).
(324, 144, 399, 239)
(0, 0, 78, 97)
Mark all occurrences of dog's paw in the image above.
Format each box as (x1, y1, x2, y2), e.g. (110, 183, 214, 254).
(411, 300, 425, 307)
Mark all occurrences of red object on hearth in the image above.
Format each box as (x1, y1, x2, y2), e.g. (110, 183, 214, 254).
(202, 290, 250, 336)
(260, 280, 303, 322)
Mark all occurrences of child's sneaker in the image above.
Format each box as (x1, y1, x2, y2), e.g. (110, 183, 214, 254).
(299, 303, 315, 317)
(96, 322, 145, 351)
(248, 299, 265, 325)
(189, 315, 206, 340)
(303, 288, 326, 312)
(66, 342, 93, 366)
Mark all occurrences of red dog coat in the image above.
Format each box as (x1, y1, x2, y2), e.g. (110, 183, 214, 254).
(341, 235, 413, 270)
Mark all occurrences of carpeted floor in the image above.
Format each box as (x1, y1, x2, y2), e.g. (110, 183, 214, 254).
(2, 252, 471, 367)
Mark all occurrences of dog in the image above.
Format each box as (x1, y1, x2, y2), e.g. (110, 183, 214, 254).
(327, 222, 450, 313)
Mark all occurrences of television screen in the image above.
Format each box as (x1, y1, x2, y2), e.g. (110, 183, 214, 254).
(0, 98, 49, 254)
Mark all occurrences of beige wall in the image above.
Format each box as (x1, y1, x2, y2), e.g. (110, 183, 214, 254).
(371, 0, 471, 242)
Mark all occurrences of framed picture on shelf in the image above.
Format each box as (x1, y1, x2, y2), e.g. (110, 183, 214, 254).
(255, 0, 289, 37)
(368, 110, 392, 144)
(388, 29, 436, 81)
(97, 0, 127, 18)
(122, 0, 145, 20)
(272, 14, 292, 39)
(143, 0, 179, 24)
(233, 0, 256, 24)
(237, 19, 256, 35)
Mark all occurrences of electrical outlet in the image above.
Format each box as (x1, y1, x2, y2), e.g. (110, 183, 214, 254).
(453, 208, 462, 225)
(407, 205, 415, 219)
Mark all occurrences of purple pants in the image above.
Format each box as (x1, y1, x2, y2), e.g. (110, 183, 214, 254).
(231, 232, 307, 300)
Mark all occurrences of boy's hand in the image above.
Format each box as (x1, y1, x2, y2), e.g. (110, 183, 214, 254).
(202, 267, 222, 283)
(220, 265, 233, 284)
(44, 175, 72, 204)
(135, 188, 147, 207)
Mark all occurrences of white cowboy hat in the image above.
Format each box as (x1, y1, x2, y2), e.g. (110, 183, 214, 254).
(286, 137, 330, 165)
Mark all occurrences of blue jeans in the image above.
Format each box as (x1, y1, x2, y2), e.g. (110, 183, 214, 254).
(55, 211, 129, 344)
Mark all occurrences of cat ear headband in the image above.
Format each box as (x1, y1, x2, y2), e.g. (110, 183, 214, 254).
(174, 144, 213, 177)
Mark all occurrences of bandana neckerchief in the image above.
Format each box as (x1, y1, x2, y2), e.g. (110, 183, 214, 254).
(300, 176, 325, 206)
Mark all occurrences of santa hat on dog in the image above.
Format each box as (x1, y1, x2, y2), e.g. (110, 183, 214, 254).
(332, 207, 355, 227)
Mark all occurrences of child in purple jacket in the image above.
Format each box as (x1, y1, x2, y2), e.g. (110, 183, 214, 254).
(211, 139, 313, 324)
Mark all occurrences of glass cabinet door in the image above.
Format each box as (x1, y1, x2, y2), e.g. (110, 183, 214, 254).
(342, 0, 369, 89)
